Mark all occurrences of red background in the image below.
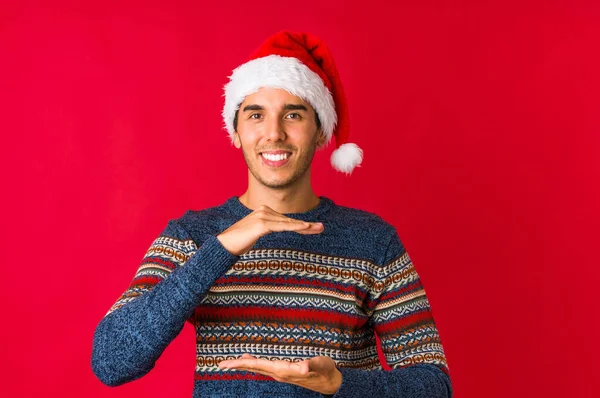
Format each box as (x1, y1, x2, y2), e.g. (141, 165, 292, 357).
(1, 1, 598, 397)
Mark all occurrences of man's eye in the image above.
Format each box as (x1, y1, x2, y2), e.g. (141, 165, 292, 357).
(250, 114, 262, 119)
(286, 113, 301, 119)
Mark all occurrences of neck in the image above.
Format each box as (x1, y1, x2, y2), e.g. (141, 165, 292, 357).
(239, 169, 320, 214)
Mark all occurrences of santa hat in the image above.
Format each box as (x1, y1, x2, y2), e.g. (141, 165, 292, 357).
(222, 31, 363, 175)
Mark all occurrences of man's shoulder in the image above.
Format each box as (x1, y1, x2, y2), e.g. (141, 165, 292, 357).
(169, 198, 238, 238)
(326, 200, 399, 266)
(328, 200, 395, 233)
(181, 201, 233, 219)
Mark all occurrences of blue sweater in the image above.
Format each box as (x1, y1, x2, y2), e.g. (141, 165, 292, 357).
(91, 196, 452, 397)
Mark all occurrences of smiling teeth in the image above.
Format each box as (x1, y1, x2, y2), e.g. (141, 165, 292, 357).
(262, 153, 289, 161)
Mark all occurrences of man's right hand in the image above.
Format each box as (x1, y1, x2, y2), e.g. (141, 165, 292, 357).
(216, 205, 324, 256)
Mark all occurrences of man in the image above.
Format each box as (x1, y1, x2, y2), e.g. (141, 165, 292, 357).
(92, 31, 452, 397)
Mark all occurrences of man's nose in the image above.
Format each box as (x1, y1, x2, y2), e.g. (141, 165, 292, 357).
(264, 115, 286, 142)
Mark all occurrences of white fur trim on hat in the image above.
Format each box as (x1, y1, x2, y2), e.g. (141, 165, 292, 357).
(331, 143, 363, 175)
(222, 54, 337, 144)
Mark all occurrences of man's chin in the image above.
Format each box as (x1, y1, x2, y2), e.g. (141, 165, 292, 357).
(260, 179, 295, 190)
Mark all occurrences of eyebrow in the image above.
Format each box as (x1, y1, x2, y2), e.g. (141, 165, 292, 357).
(242, 104, 309, 112)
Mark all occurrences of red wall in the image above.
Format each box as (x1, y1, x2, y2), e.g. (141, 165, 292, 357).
(1, 1, 598, 397)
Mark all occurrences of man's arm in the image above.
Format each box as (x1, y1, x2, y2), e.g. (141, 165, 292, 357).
(330, 226, 452, 398)
(91, 219, 240, 386)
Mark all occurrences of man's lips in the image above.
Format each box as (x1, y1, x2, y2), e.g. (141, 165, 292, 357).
(259, 150, 292, 155)
(260, 151, 292, 167)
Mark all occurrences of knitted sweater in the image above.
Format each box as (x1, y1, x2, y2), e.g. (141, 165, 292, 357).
(91, 196, 452, 397)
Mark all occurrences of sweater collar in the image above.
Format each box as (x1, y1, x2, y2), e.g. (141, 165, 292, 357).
(223, 195, 334, 221)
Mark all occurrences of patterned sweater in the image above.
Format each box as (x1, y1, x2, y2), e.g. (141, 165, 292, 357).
(91, 196, 452, 397)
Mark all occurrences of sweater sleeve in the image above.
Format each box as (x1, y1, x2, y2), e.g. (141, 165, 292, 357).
(328, 227, 453, 398)
(91, 219, 240, 387)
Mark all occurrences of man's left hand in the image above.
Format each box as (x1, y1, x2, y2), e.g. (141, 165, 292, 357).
(218, 353, 342, 395)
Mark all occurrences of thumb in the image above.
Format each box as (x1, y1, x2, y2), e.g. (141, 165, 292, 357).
(307, 356, 332, 375)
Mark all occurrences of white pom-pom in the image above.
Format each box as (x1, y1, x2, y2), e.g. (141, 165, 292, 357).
(330, 143, 363, 175)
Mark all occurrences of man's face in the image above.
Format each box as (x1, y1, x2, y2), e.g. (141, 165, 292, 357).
(233, 87, 325, 190)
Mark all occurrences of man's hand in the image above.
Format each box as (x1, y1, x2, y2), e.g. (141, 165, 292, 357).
(218, 353, 342, 395)
(216, 205, 324, 256)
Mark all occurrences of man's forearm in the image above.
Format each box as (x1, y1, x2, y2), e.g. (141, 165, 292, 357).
(91, 235, 239, 386)
(329, 364, 452, 398)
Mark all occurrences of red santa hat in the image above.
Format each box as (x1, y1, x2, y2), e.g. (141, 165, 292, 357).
(222, 31, 363, 175)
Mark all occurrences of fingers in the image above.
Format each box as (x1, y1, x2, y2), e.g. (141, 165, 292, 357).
(255, 214, 324, 234)
(271, 220, 321, 230)
(238, 359, 295, 378)
(268, 220, 324, 234)
(251, 205, 325, 236)
(294, 223, 324, 235)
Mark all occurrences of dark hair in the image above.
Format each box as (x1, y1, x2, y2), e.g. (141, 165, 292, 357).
(233, 107, 322, 132)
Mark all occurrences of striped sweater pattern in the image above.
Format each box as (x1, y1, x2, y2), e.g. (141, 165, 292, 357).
(92, 196, 452, 397)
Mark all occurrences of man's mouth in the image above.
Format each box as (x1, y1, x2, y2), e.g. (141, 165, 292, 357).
(260, 151, 292, 167)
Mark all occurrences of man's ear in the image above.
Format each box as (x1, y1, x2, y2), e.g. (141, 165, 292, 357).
(233, 132, 241, 149)
(316, 128, 326, 148)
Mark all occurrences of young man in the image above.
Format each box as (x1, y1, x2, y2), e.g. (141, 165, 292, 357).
(92, 31, 452, 397)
